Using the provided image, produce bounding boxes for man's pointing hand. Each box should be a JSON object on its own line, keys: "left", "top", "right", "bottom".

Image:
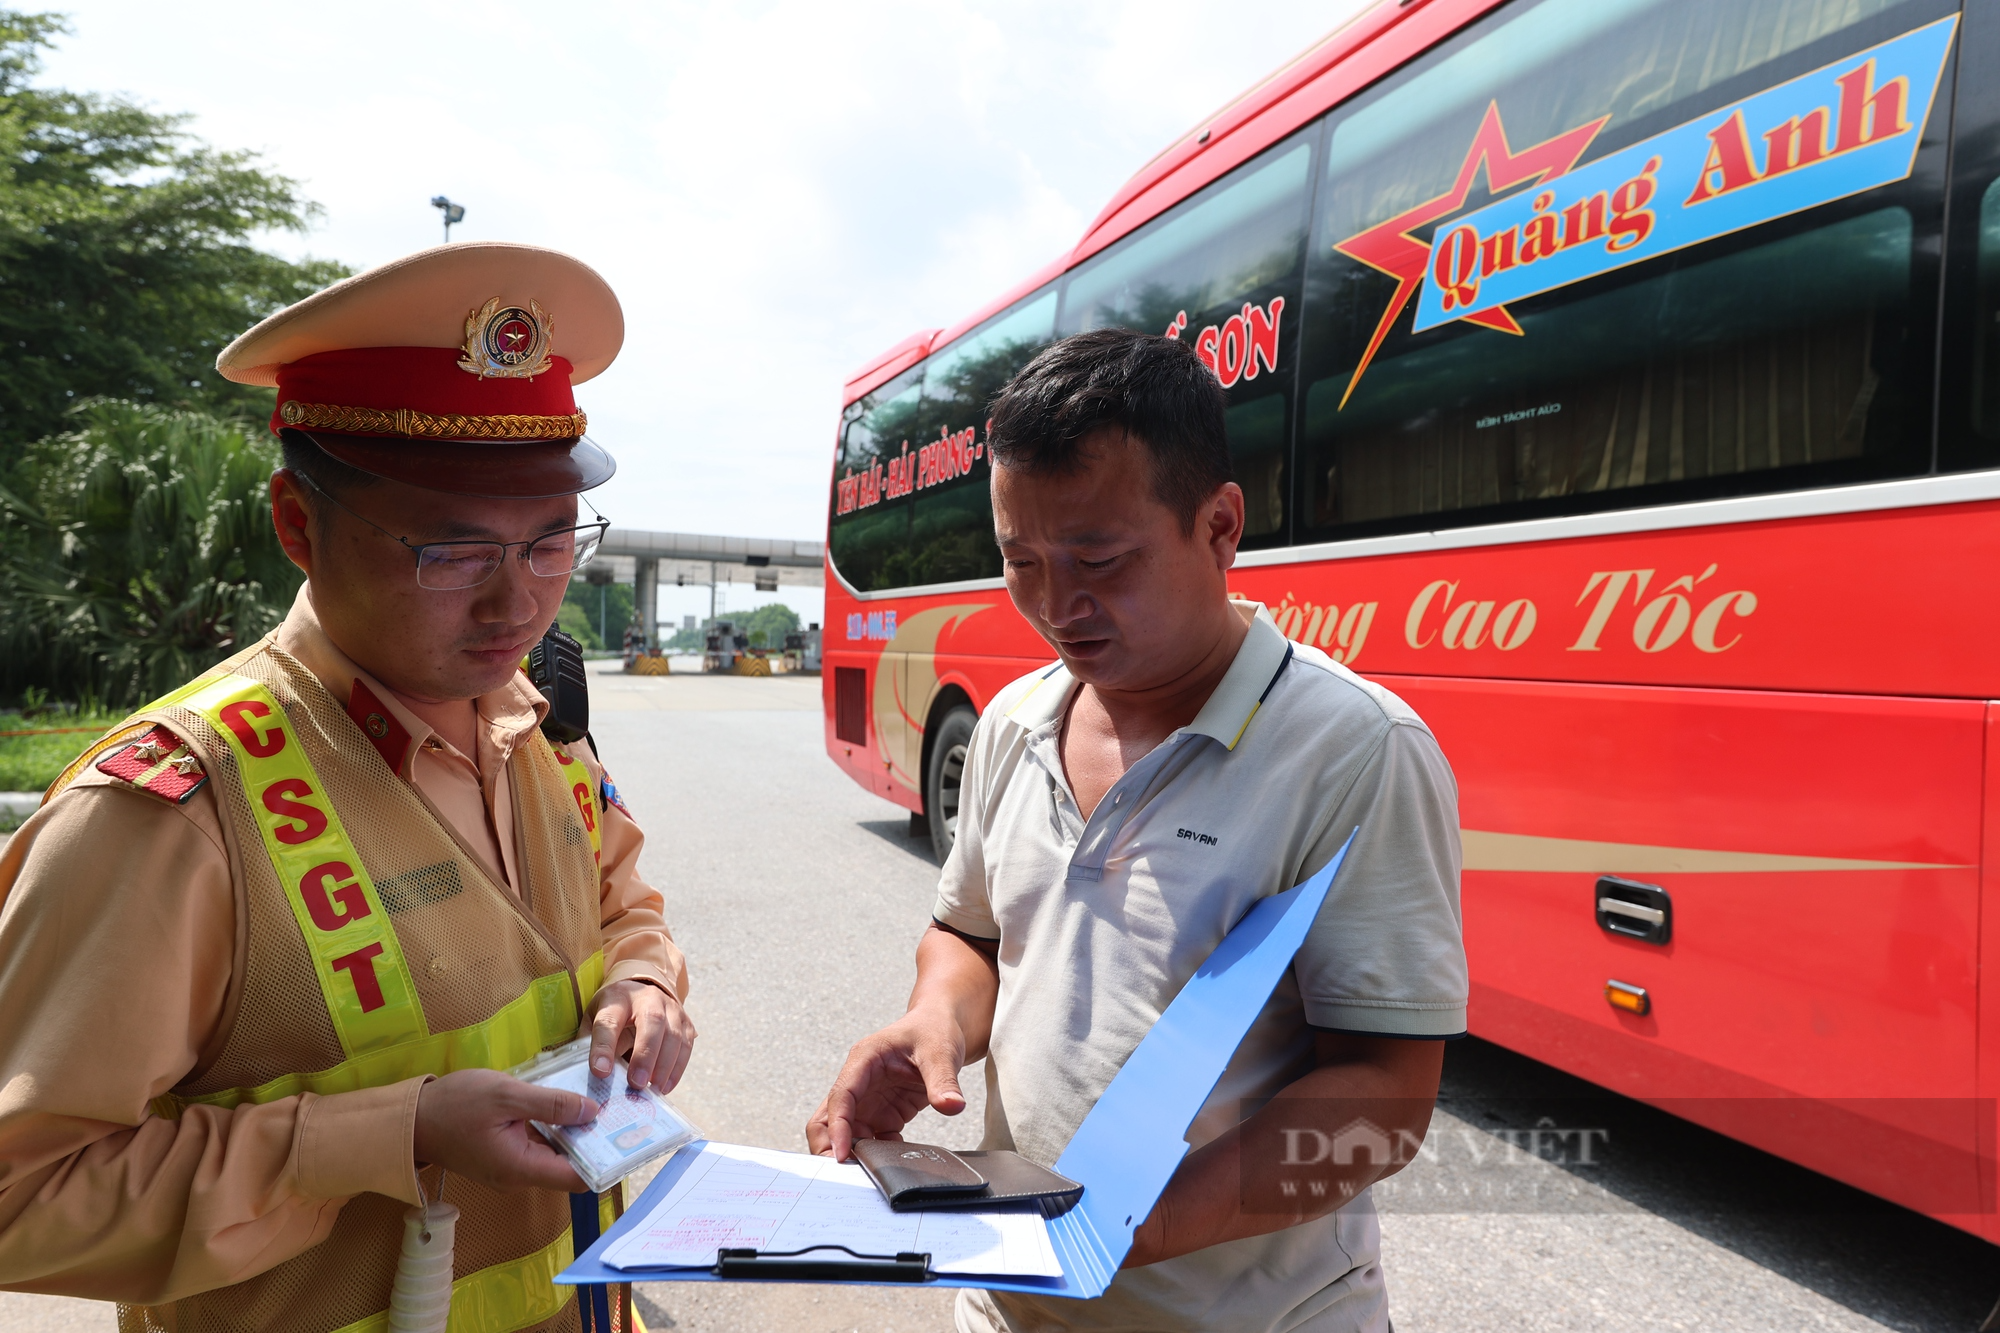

{"left": 805, "top": 1012, "right": 968, "bottom": 1161}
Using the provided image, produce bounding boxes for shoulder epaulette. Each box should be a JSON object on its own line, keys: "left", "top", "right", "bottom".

{"left": 95, "top": 724, "right": 209, "bottom": 805}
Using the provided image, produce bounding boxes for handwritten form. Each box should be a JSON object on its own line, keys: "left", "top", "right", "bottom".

{"left": 601, "top": 1142, "right": 1064, "bottom": 1277}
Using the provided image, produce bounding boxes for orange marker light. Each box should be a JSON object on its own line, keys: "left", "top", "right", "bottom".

{"left": 1605, "top": 980, "right": 1650, "bottom": 1016}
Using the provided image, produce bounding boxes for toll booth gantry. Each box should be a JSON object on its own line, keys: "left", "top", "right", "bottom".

{"left": 592, "top": 528, "right": 824, "bottom": 652}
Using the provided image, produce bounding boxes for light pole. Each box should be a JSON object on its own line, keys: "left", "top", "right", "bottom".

{"left": 430, "top": 195, "right": 465, "bottom": 243}
{"left": 584, "top": 564, "right": 614, "bottom": 650}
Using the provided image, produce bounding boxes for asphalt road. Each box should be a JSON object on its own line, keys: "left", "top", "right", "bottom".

{"left": 5, "top": 662, "right": 1999, "bottom": 1332}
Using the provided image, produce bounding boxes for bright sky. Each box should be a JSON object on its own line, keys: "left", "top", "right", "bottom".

{"left": 44, "top": 2, "right": 1368, "bottom": 541}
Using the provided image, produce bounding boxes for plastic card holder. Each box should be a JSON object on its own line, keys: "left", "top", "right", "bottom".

{"left": 511, "top": 1037, "right": 701, "bottom": 1194}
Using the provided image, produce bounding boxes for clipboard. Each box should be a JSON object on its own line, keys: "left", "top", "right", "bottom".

{"left": 559, "top": 830, "right": 1354, "bottom": 1299}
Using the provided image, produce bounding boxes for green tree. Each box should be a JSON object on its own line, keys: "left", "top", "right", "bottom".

{"left": 0, "top": 10, "right": 350, "bottom": 456}
{"left": 666, "top": 603, "right": 801, "bottom": 652}
{"left": 740, "top": 601, "right": 802, "bottom": 648}
{"left": 563, "top": 576, "right": 633, "bottom": 652}
{"left": 555, "top": 601, "right": 599, "bottom": 651}
{"left": 0, "top": 399, "right": 303, "bottom": 706}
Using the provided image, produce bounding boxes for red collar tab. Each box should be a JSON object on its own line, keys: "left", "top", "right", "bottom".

{"left": 347, "top": 678, "right": 416, "bottom": 773}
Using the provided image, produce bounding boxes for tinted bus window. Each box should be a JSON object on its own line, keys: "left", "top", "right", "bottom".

{"left": 1295, "top": 0, "right": 1946, "bottom": 541}
{"left": 906, "top": 291, "right": 1059, "bottom": 585}
{"left": 1059, "top": 138, "right": 1314, "bottom": 544}
{"left": 1938, "top": 0, "right": 2000, "bottom": 470}
{"left": 829, "top": 364, "right": 922, "bottom": 592}
{"left": 1974, "top": 180, "right": 2000, "bottom": 440}
{"left": 828, "top": 292, "right": 1060, "bottom": 593}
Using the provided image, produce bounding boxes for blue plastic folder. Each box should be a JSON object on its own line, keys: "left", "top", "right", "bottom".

{"left": 558, "top": 831, "right": 1353, "bottom": 1299}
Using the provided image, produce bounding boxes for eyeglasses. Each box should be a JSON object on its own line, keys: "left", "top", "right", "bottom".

{"left": 297, "top": 473, "right": 610, "bottom": 591}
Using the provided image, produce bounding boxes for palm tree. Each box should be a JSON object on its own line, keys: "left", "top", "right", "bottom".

{"left": 0, "top": 399, "right": 301, "bottom": 706}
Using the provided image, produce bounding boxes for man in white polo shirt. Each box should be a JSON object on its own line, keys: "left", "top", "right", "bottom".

{"left": 807, "top": 328, "right": 1466, "bottom": 1332}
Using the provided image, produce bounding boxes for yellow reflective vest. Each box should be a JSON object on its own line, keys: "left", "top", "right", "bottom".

{"left": 54, "top": 643, "right": 623, "bottom": 1333}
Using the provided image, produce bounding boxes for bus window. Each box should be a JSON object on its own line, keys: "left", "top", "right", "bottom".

{"left": 1938, "top": 0, "right": 2000, "bottom": 471}
{"left": 905, "top": 290, "right": 1060, "bottom": 586}
{"left": 1973, "top": 179, "right": 2000, "bottom": 440}
{"left": 1058, "top": 137, "right": 1315, "bottom": 546}
{"left": 1295, "top": 0, "right": 1945, "bottom": 542}
{"left": 829, "top": 364, "right": 922, "bottom": 592}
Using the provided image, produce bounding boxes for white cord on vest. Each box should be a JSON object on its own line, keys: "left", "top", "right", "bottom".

{"left": 388, "top": 1170, "right": 457, "bottom": 1333}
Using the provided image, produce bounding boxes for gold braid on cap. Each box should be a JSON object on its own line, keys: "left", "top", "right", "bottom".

{"left": 279, "top": 400, "right": 587, "bottom": 440}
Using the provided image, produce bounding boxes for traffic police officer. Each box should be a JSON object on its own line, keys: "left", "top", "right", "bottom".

{"left": 0, "top": 242, "right": 692, "bottom": 1333}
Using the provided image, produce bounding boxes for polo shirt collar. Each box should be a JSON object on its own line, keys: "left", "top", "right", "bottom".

{"left": 1005, "top": 601, "right": 1290, "bottom": 752}
{"left": 1005, "top": 659, "right": 1073, "bottom": 731}
{"left": 1186, "top": 607, "right": 1290, "bottom": 751}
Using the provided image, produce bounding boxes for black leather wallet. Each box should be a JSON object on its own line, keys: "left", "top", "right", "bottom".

{"left": 851, "top": 1140, "right": 1084, "bottom": 1214}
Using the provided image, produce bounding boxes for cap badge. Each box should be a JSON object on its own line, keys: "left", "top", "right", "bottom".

{"left": 459, "top": 297, "right": 556, "bottom": 379}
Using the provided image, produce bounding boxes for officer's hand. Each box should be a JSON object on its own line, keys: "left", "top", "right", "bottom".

{"left": 413, "top": 1068, "right": 596, "bottom": 1192}
{"left": 805, "top": 1012, "right": 966, "bottom": 1161}
{"left": 589, "top": 979, "right": 696, "bottom": 1093}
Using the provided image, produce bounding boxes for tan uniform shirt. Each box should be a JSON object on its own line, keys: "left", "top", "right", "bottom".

{"left": 0, "top": 588, "right": 686, "bottom": 1304}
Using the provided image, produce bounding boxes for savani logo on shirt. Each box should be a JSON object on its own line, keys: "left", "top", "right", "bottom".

{"left": 1178, "top": 828, "right": 1220, "bottom": 847}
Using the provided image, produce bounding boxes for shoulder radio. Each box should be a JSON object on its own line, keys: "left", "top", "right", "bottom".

{"left": 526, "top": 626, "right": 591, "bottom": 745}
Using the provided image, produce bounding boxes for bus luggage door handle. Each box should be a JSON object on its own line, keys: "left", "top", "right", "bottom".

{"left": 1595, "top": 876, "right": 1672, "bottom": 945}
{"left": 1599, "top": 899, "right": 1664, "bottom": 926}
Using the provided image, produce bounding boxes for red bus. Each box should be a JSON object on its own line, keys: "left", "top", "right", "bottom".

{"left": 821, "top": 0, "right": 2000, "bottom": 1238}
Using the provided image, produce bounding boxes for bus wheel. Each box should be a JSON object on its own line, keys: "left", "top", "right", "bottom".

{"left": 924, "top": 706, "right": 977, "bottom": 864}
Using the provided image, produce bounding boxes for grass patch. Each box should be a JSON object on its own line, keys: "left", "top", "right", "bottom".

{"left": 0, "top": 711, "right": 125, "bottom": 793}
